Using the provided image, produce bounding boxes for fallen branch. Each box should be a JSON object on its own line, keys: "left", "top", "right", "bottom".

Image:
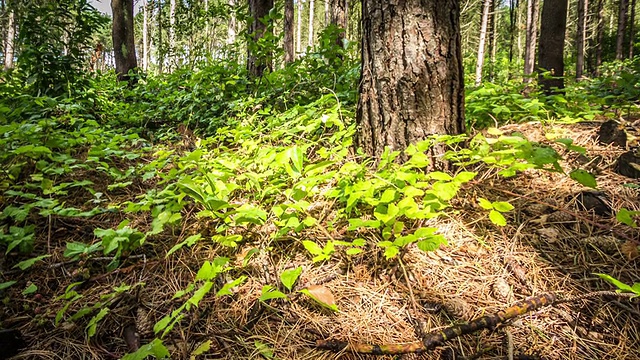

{"left": 316, "top": 291, "right": 635, "bottom": 355}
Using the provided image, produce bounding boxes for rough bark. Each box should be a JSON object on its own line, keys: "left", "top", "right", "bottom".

{"left": 158, "top": 0, "right": 163, "bottom": 73}
{"left": 538, "top": 0, "right": 568, "bottom": 93}
{"left": 509, "top": 0, "right": 517, "bottom": 63}
{"left": 594, "top": 0, "right": 605, "bottom": 76}
{"left": 228, "top": 0, "right": 236, "bottom": 45}
{"left": 330, "top": 0, "right": 347, "bottom": 47}
{"left": 169, "top": 0, "right": 176, "bottom": 65}
{"left": 356, "top": 0, "right": 465, "bottom": 164}
{"left": 143, "top": 0, "right": 149, "bottom": 70}
{"left": 576, "top": 0, "right": 587, "bottom": 79}
{"left": 630, "top": 0, "right": 636, "bottom": 58}
{"left": 325, "top": 0, "right": 329, "bottom": 26}
{"left": 475, "top": 0, "right": 491, "bottom": 86}
{"left": 111, "top": 0, "right": 138, "bottom": 83}
{"left": 248, "top": 0, "right": 274, "bottom": 77}
{"left": 524, "top": 0, "right": 539, "bottom": 83}
{"left": 489, "top": 0, "right": 497, "bottom": 81}
{"left": 296, "top": 0, "right": 303, "bottom": 54}
{"left": 3, "top": 7, "right": 15, "bottom": 70}
{"left": 308, "top": 0, "right": 315, "bottom": 48}
{"left": 617, "top": 0, "right": 629, "bottom": 59}
{"left": 284, "top": 0, "right": 294, "bottom": 63}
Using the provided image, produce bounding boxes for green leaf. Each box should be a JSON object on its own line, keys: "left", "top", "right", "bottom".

{"left": 280, "top": 267, "right": 302, "bottom": 291}
{"left": 254, "top": 341, "right": 275, "bottom": 359}
{"left": 22, "top": 283, "right": 38, "bottom": 295}
{"left": 427, "top": 172, "right": 453, "bottom": 181}
{"left": 384, "top": 245, "right": 400, "bottom": 259}
{"left": 86, "top": 308, "right": 109, "bottom": 337}
{"left": 489, "top": 210, "right": 507, "bottom": 226}
{"left": 302, "top": 240, "right": 323, "bottom": 256}
{"left": 492, "top": 201, "right": 514, "bottom": 212}
{"left": 216, "top": 276, "right": 247, "bottom": 296}
{"left": 187, "top": 281, "right": 213, "bottom": 307}
{"left": 259, "top": 285, "right": 288, "bottom": 302}
{"left": 432, "top": 181, "right": 459, "bottom": 201}
{"left": 595, "top": 273, "right": 637, "bottom": 294}
{"left": 569, "top": 169, "right": 597, "bottom": 188}
{"left": 166, "top": 234, "right": 203, "bottom": 257}
{"left": 0, "top": 281, "right": 17, "bottom": 290}
{"left": 121, "top": 338, "right": 170, "bottom": 360}
{"left": 379, "top": 188, "right": 397, "bottom": 203}
{"left": 477, "top": 198, "right": 493, "bottom": 210}
{"left": 191, "top": 340, "right": 212, "bottom": 358}
{"left": 616, "top": 208, "right": 639, "bottom": 228}
{"left": 12, "top": 254, "right": 51, "bottom": 270}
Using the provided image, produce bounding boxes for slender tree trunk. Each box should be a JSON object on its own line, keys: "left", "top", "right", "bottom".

{"left": 593, "top": 0, "right": 604, "bottom": 75}
{"left": 517, "top": 0, "right": 523, "bottom": 63}
{"left": 284, "top": 0, "right": 294, "bottom": 63}
{"left": 143, "top": 0, "right": 149, "bottom": 70}
{"left": 524, "top": 0, "right": 539, "bottom": 82}
{"left": 538, "top": 0, "right": 568, "bottom": 93}
{"left": 3, "top": 7, "right": 15, "bottom": 70}
{"left": 308, "top": 0, "right": 315, "bottom": 48}
{"left": 228, "top": 0, "right": 236, "bottom": 45}
{"left": 475, "top": 0, "right": 491, "bottom": 86}
{"left": 630, "top": 0, "right": 636, "bottom": 57}
{"left": 509, "top": 0, "right": 517, "bottom": 63}
{"left": 248, "top": 0, "right": 274, "bottom": 77}
{"left": 357, "top": 0, "right": 465, "bottom": 164}
{"left": 111, "top": 0, "right": 138, "bottom": 83}
{"left": 169, "top": 0, "right": 176, "bottom": 65}
{"left": 489, "top": 0, "right": 497, "bottom": 81}
{"left": 158, "top": 0, "right": 164, "bottom": 73}
{"left": 330, "top": 0, "right": 347, "bottom": 47}
{"left": 296, "top": 0, "right": 303, "bottom": 54}
{"left": 617, "top": 0, "right": 629, "bottom": 59}
{"left": 576, "top": 0, "right": 587, "bottom": 79}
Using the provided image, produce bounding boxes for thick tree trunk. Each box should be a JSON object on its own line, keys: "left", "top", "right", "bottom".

{"left": 284, "top": 0, "right": 294, "bottom": 63}
{"left": 524, "top": 0, "right": 539, "bottom": 82}
{"left": 248, "top": 0, "right": 274, "bottom": 77}
{"left": 111, "top": 0, "right": 138, "bottom": 83}
{"left": 143, "top": 0, "right": 149, "bottom": 71}
{"left": 538, "top": 0, "right": 568, "bottom": 93}
{"left": 308, "top": 0, "right": 315, "bottom": 48}
{"left": 475, "top": 0, "right": 491, "bottom": 86}
{"left": 617, "top": 0, "right": 629, "bottom": 59}
{"left": 330, "top": 0, "right": 347, "bottom": 47}
{"left": 325, "top": 0, "right": 329, "bottom": 26}
{"left": 357, "top": 0, "right": 465, "bottom": 163}
{"left": 296, "top": 0, "right": 303, "bottom": 54}
{"left": 630, "top": 0, "right": 636, "bottom": 58}
{"left": 228, "top": 0, "right": 236, "bottom": 45}
{"left": 3, "top": 7, "right": 15, "bottom": 70}
{"left": 576, "top": 0, "right": 587, "bottom": 79}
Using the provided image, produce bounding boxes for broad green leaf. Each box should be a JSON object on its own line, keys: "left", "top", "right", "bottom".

{"left": 569, "top": 169, "right": 597, "bottom": 189}
{"left": 427, "top": 172, "right": 453, "bottom": 181}
{"left": 489, "top": 210, "right": 507, "bottom": 226}
{"left": 595, "top": 273, "right": 637, "bottom": 294}
{"left": 432, "top": 181, "right": 459, "bottom": 201}
{"left": 616, "top": 208, "right": 639, "bottom": 228}
{"left": 191, "top": 340, "right": 212, "bottom": 358}
{"left": 477, "top": 198, "right": 494, "bottom": 210}
{"left": 492, "top": 201, "right": 514, "bottom": 212}
{"left": 13, "top": 254, "right": 51, "bottom": 270}
{"left": 280, "top": 267, "right": 302, "bottom": 291}
{"left": 384, "top": 245, "right": 399, "bottom": 259}
{"left": 299, "top": 285, "right": 338, "bottom": 311}
{"left": 379, "top": 188, "right": 397, "bottom": 204}
{"left": 22, "top": 283, "right": 38, "bottom": 295}
{"left": 187, "top": 281, "right": 213, "bottom": 307}
{"left": 166, "top": 234, "right": 202, "bottom": 257}
{"left": 122, "top": 338, "right": 170, "bottom": 360}
{"left": 0, "top": 281, "right": 17, "bottom": 290}
{"left": 259, "top": 285, "right": 288, "bottom": 302}
{"left": 216, "top": 276, "right": 247, "bottom": 296}
{"left": 86, "top": 308, "right": 109, "bottom": 337}
{"left": 302, "top": 240, "right": 323, "bottom": 255}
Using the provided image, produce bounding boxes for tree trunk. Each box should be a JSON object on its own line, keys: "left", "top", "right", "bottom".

{"left": 509, "top": 0, "right": 517, "bottom": 63}
{"left": 617, "top": 0, "right": 629, "bottom": 59}
{"left": 158, "top": 0, "right": 164, "bottom": 73}
{"left": 308, "top": 0, "right": 315, "bottom": 48}
{"left": 296, "top": 0, "right": 303, "bottom": 54}
{"left": 576, "top": 0, "right": 587, "bottom": 79}
{"left": 325, "top": 0, "right": 329, "bottom": 26}
{"left": 3, "top": 7, "right": 15, "bottom": 70}
{"left": 475, "top": 0, "right": 491, "bottom": 86}
{"left": 111, "top": 0, "right": 138, "bottom": 83}
{"left": 630, "top": 0, "right": 636, "bottom": 57}
{"left": 143, "top": 0, "right": 149, "bottom": 71}
{"left": 169, "top": 0, "right": 176, "bottom": 65}
{"left": 524, "top": 0, "right": 539, "bottom": 83}
{"left": 489, "top": 0, "right": 497, "bottom": 81}
{"left": 228, "top": 0, "right": 236, "bottom": 45}
{"left": 248, "top": 0, "right": 274, "bottom": 77}
{"left": 538, "top": 0, "right": 568, "bottom": 93}
{"left": 330, "top": 0, "right": 347, "bottom": 47}
{"left": 357, "top": 0, "right": 465, "bottom": 164}
{"left": 593, "top": 0, "right": 604, "bottom": 75}
{"left": 284, "top": 0, "right": 294, "bottom": 63}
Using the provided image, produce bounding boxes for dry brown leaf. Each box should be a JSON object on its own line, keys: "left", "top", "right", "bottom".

{"left": 621, "top": 241, "right": 640, "bottom": 260}
{"left": 306, "top": 285, "right": 336, "bottom": 307}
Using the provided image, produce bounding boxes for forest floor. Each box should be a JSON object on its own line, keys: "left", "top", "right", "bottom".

{"left": 2, "top": 117, "right": 640, "bottom": 360}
